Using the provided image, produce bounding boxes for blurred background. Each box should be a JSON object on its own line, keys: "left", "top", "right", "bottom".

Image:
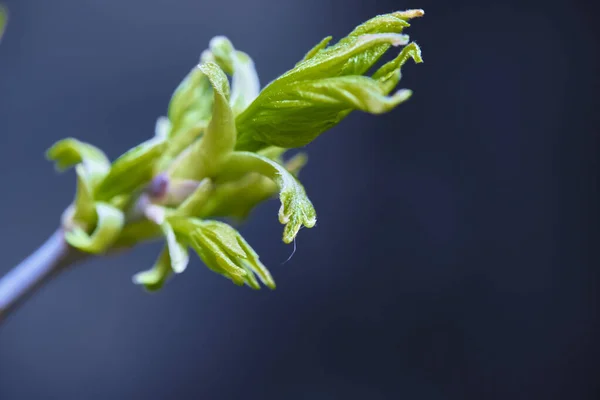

{"left": 0, "top": 0, "right": 598, "bottom": 399}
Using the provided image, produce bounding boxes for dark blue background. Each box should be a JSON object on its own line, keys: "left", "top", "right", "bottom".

{"left": 0, "top": 0, "right": 598, "bottom": 399}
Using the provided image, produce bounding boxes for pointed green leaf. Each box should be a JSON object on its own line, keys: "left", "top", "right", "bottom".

{"left": 161, "top": 65, "right": 214, "bottom": 171}
{"left": 46, "top": 138, "right": 110, "bottom": 189}
{"left": 208, "top": 36, "right": 236, "bottom": 75}
{"left": 238, "top": 261, "right": 261, "bottom": 290}
{"left": 372, "top": 41, "right": 423, "bottom": 91}
{"left": 168, "top": 67, "right": 214, "bottom": 128}
{"left": 235, "top": 234, "right": 275, "bottom": 289}
{"left": 235, "top": 11, "right": 424, "bottom": 151}
{"left": 132, "top": 248, "right": 173, "bottom": 292}
{"left": 344, "top": 12, "right": 411, "bottom": 39}
{"left": 197, "top": 150, "right": 306, "bottom": 220}
{"left": 230, "top": 51, "right": 260, "bottom": 116}
{"left": 194, "top": 243, "right": 245, "bottom": 286}
{"left": 194, "top": 234, "right": 247, "bottom": 285}
{"left": 72, "top": 165, "right": 97, "bottom": 225}
{"left": 95, "top": 136, "right": 167, "bottom": 201}
{"left": 199, "top": 220, "right": 247, "bottom": 258}
{"left": 298, "top": 36, "right": 332, "bottom": 64}
{"left": 169, "top": 217, "right": 274, "bottom": 288}
{"left": 263, "top": 32, "right": 408, "bottom": 87}
{"left": 326, "top": 10, "right": 422, "bottom": 76}
{"left": 297, "top": 74, "right": 412, "bottom": 112}
{"left": 208, "top": 36, "right": 260, "bottom": 116}
{"left": 197, "top": 62, "right": 234, "bottom": 154}
{"left": 208, "top": 36, "right": 260, "bottom": 115}
{"left": 224, "top": 151, "right": 316, "bottom": 243}
{"left": 64, "top": 202, "right": 125, "bottom": 254}
{"left": 161, "top": 221, "right": 189, "bottom": 274}
{"left": 169, "top": 62, "right": 236, "bottom": 180}
{"left": 163, "top": 65, "right": 214, "bottom": 171}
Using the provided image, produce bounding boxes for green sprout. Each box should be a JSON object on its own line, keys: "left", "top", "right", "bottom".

{"left": 0, "top": 10, "right": 424, "bottom": 319}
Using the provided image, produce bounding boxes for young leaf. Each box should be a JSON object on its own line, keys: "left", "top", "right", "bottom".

{"left": 197, "top": 173, "right": 276, "bottom": 220}
{"left": 264, "top": 33, "right": 408, "bottom": 87}
{"left": 224, "top": 151, "right": 316, "bottom": 243}
{"left": 161, "top": 221, "right": 189, "bottom": 274}
{"left": 64, "top": 202, "right": 125, "bottom": 254}
{"left": 169, "top": 62, "right": 236, "bottom": 180}
{"left": 198, "top": 152, "right": 305, "bottom": 221}
{"left": 208, "top": 36, "right": 260, "bottom": 115}
{"left": 95, "top": 136, "right": 167, "bottom": 201}
{"left": 235, "top": 234, "right": 275, "bottom": 289}
{"left": 132, "top": 248, "right": 173, "bottom": 292}
{"left": 372, "top": 41, "right": 423, "bottom": 91}
{"left": 46, "top": 138, "right": 111, "bottom": 189}
{"left": 168, "top": 67, "right": 214, "bottom": 128}
{"left": 169, "top": 217, "right": 274, "bottom": 288}
{"left": 208, "top": 36, "right": 236, "bottom": 75}
{"left": 72, "top": 165, "right": 97, "bottom": 225}
{"left": 297, "top": 36, "right": 332, "bottom": 64}
{"left": 235, "top": 10, "right": 424, "bottom": 151}
{"left": 230, "top": 51, "right": 260, "bottom": 116}
{"left": 161, "top": 64, "right": 216, "bottom": 170}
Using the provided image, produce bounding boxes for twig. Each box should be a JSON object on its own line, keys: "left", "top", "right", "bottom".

{"left": 0, "top": 229, "right": 87, "bottom": 325}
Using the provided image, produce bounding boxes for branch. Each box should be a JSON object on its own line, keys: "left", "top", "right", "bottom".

{"left": 0, "top": 229, "right": 88, "bottom": 324}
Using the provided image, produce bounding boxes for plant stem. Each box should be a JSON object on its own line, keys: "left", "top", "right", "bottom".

{"left": 0, "top": 229, "right": 87, "bottom": 325}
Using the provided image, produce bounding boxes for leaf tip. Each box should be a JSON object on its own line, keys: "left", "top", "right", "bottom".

{"left": 395, "top": 9, "right": 425, "bottom": 20}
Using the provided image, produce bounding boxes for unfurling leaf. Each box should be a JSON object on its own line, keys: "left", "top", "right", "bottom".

{"left": 72, "top": 165, "right": 97, "bottom": 224}
{"left": 95, "top": 136, "right": 167, "bottom": 200}
{"left": 64, "top": 202, "right": 125, "bottom": 254}
{"left": 169, "top": 217, "right": 275, "bottom": 289}
{"left": 168, "top": 67, "right": 214, "bottom": 129}
{"left": 298, "top": 36, "right": 333, "bottom": 64}
{"left": 208, "top": 36, "right": 261, "bottom": 116}
{"left": 224, "top": 151, "right": 316, "bottom": 243}
{"left": 161, "top": 221, "right": 189, "bottom": 273}
{"left": 46, "top": 138, "right": 110, "bottom": 189}
{"left": 169, "top": 62, "right": 236, "bottom": 179}
{"left": 235, "top": 10, "right": 424, "bottom": 151}
{"left": 132, "top": 249, "right": 173, "bottom": 292}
